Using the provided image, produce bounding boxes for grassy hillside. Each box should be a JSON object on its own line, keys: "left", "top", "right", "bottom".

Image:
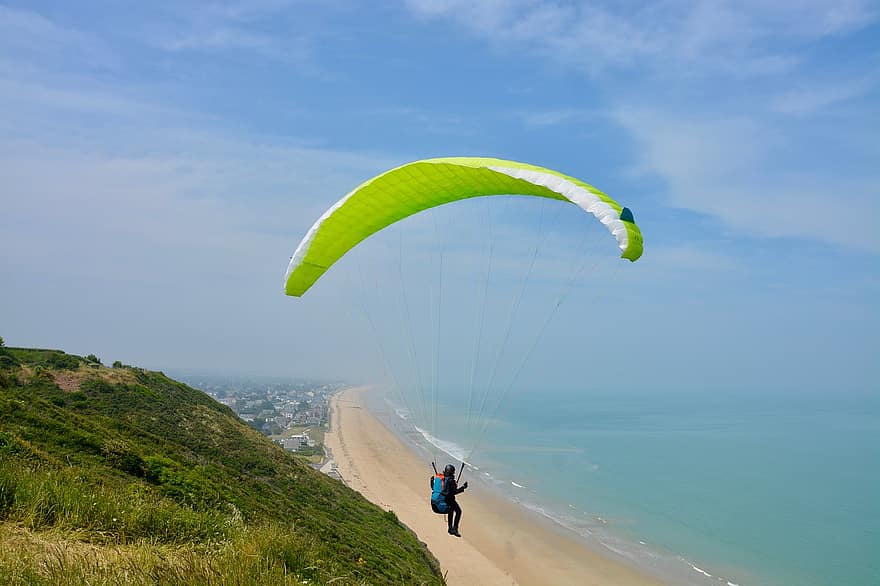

{"left": 0, "top": 345, "right": 443, "bottom": 585}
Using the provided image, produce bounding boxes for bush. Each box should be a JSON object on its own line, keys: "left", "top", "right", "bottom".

{"left": 102, "top": 439, "right": 146, "bottom": 478}
{"left": 112, "top": 360, "right": 123, "bottom": 368}
{"left": 80, "top": 379, "right": 114, "bottom": 394}
{"left": 46, "top": 352, "right": 79, "bottom": 370}
{"left": 31, "top": 366, "right": 55, "bottom": 383}
{"left": 0, "top": 433, "right": 25, "bottom": 456}
{"left": 85, "top": 354, "right": 101, "bottom": 365}
{"left": 0, "top": 462, "right": 17, "bottom": 518}
{"left": 141, "top": 456, "right": 225, "bottom": 509}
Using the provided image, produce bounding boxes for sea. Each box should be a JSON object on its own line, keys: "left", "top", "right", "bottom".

{"left": 370, "top": 387, "right": 879, "bottom": 586}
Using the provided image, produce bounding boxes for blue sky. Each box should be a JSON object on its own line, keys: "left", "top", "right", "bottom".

{"left": 1, "top": 1, "right": 877, "bottom": 394}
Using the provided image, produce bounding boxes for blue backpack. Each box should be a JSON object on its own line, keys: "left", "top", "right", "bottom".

{"left": 430, "top": 474, "right": 448, "bottom": 513}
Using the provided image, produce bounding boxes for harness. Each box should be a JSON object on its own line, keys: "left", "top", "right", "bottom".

{"left": 430, "top": 473, "right": 448, "bottom": 514}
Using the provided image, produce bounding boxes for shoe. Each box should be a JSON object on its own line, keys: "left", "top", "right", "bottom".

{"left": 448, "top": 528, "right": 461, "bottom": 537}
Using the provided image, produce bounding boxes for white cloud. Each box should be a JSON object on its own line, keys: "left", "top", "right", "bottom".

{"left": 613, "top": 108, "right": 880, "bottom": 252}
{"left": 144, "top": 0, "right": 318, "bottom": 66}
{"left": 365, "top": 106, "right": 474, "bottom": 136}
{"left": 0, "top": 5, "right": 88, "bottom": 52}
{"left": 161, "top": 26, "right": 280, "bottom": 52}
{"left": 0, "top": 75, "right": 161, "bottom": 119}
{"left": 770, "top": 78, "right": 874, "bottom": 115}
{"left": 641, "top": 244, "right": 740, "bottom": 272}
{"left": 404, "top": 0, "right": 879, "bottom": 74}
{"left": 517, "top": 108, "right": 605, "bottom": 128}
{"left": 0, "top": 56, "right": 399, "bottom": 283}
{"left": 0, "top": 139, "right": 393, "bottom": 278}
{"left": 0, "top": 5, "right": 122, "bottom": 74}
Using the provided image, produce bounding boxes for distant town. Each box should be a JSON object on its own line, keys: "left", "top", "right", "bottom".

{"left": 174, "top": 373, "right": 345, "bottom": 464}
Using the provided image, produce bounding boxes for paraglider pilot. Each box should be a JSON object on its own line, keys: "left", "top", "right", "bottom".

{"left": 430, "top": 463, "right": 468, "bottom": 537}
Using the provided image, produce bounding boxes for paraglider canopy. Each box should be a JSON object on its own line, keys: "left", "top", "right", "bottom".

{"left": 284, "top": 157, "right": 643, "bottom": 297}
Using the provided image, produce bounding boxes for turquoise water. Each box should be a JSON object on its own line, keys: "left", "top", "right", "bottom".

{"left": 386, "top": 388, "right": 880, "bottom": 585}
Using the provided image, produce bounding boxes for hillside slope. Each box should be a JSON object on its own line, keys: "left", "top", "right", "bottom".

{"left": 0, "top": 346, "right": 443, "bottom": 585}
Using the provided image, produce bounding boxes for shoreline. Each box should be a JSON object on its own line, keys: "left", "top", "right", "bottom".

{"left": 323, "top": 386, "right": 665, "bottom": 585}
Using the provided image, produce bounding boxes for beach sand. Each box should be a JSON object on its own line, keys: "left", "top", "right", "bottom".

{"left": 323, "top": 387, "right": 664, "bottom": 585}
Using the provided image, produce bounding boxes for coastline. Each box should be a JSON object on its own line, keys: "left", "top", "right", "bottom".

{"left": 323, "top": 386, "right": 664, "bottom": 586}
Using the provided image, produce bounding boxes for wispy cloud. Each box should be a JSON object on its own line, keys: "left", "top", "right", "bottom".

{"left": 161, "top": 26, "right": 281, "bottom": 52}
{"left": 641, "top": 244, "right": 741, "bottom": 272}
{"left": 0, "top": 74, "right": 164, "bottom": 120}
{"left": 0, "top": 5, "right": 87, "bottom": 51}
{"left": 404, "top": 0, "right": 878, "bottom": 75}
{"left": 0, "top": 4, "right": 120, "bottom": 70}
{"left": 0, "top": 136, "right": 395, "bottom": 276}
{"left": 770, "top": 78, "right": 875, "bottom": 115}
{"left": 0, "top": 51, "right": 397, "bottom": 280}
{"left": 365, "top": 106, "right": 475, "bottom": 136}
{"left": 154, "top": 23, "right": 314, "bottom": 68}
{"left": 516, "top": 108, "right": 605, "bottom": 128}
{"left": 613, "top": 108, "right": 880, "bottom": 252}
{"left": 145, "top": 0, "right": 317, "bottom": 66}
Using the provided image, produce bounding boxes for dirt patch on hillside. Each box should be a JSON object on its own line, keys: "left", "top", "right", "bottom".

{"left": 52, "top": 371, "right": 81, "bottom": 391}
{"left": 51, "top": 366, "right": 140, "bottom": 392}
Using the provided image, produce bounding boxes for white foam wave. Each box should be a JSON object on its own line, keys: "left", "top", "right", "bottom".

{"left": 599, "top": 540, "right": 634, "bottom": 559}
{"left": 688, "top": 563, "right": 712, "bottom": 578}
{"left": 511, "top": 481, "right": 525, "bottom": 488}
{"left": 413, "top": 426, "right": 470, "bottom": 465}
{"left": 521, "top": 502, "right": 593, "bottom": 537}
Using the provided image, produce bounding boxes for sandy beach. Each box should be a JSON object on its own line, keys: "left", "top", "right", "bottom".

{"left": 323, "top": 387, "right": 664, "bottom": 585}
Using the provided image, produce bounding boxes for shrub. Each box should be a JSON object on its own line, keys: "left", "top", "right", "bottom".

{"left": 85, "top": 354, "right": 101, "bottom": 365}
{"left": 46, "top": 352, "right": 79, "bottom": 370}
{"left": 102, "top": 439, "right": 146, "bottom": 478}
{"left": 0, "top": 461, "right": 17, "bottom": 517}
{"left": 0, "top": 433, "right": 25, "bottom": 456}
{"left": 80, "top": 379, "right": 114, "bottom": 394}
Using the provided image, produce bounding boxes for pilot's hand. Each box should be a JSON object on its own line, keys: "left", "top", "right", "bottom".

{"left": 462, "top": 481, "right": 468, "bottom": 489}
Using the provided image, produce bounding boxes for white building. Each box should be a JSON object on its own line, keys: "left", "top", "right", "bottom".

{"left": 280, "top": 434, "right": 309, "bottom": 451}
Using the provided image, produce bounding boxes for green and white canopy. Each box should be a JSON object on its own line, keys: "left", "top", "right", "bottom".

{"left": 285, "top": 157, "right": 643, "bottom": 297}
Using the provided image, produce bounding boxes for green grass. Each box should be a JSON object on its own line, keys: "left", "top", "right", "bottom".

{"left": 0, "top": 522, "right": 353, "bottom": 585}
{"left": 0, "top": 347, "right": 442, "bottom": 585}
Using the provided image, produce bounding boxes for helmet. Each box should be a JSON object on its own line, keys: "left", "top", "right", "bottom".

{"left": 443, "top": 464, "right": 455, "bottom": 476}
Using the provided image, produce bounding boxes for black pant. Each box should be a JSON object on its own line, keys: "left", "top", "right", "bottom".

{"left": 446, "top": 501, "right": 462, "bottom": 530}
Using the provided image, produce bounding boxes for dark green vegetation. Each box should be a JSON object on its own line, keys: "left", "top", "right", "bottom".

{"left": 0, "top": 346, "right": 442, "bottom": 585}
